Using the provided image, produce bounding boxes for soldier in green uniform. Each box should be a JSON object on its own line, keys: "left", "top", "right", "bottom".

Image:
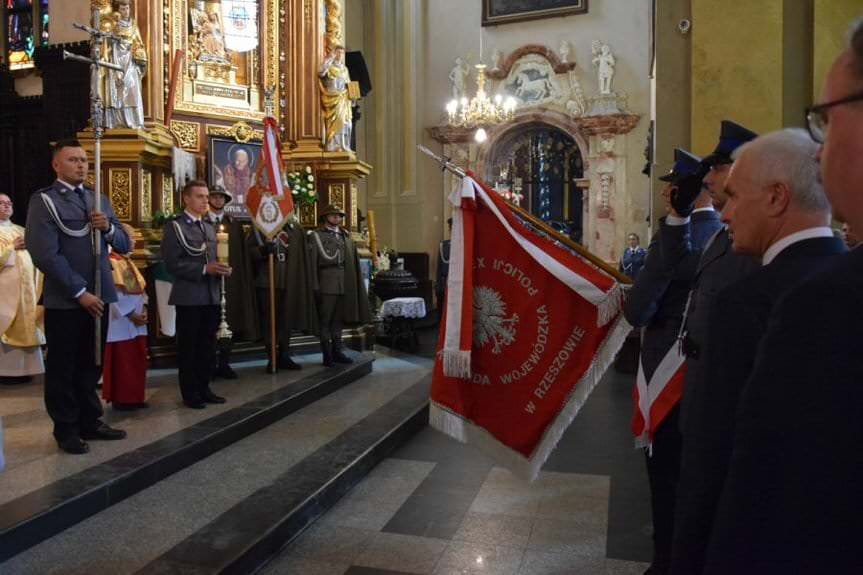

{"left": 307, "top": 204, "right": 371, "bottom": 366}
{"left": 247, "top": 218, "right": 317, "bottom": 372}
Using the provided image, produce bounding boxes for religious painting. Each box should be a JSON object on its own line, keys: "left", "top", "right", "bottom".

{"left": 207, "top": 135, "right": 262, "bottom": 219}
{"left": 482, "top": 0, "right": 588, "bottom": 26}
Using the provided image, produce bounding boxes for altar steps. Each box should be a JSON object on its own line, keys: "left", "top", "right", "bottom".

{"left": 0, "top": 353, "right": 377, "bottom": 565}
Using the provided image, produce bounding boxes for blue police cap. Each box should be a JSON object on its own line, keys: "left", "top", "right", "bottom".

{"left": 702, "top": 120, "right": 758, "bottom": 166}
{"left": 659, "top": 148, "right": 702, "bottom": 182}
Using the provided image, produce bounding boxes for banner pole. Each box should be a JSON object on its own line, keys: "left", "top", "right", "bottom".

{"left": 268, "top": 252, "right": 277, "bottom": 372}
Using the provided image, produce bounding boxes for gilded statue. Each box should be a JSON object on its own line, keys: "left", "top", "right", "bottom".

{"left": 319, "top": 45, "right": 353, "bottom": 152}
{"left": 191, "top": 6, "right": 229, "bottom": 63}
{"left": 102, "top": 0, "right": 147, "bottom": 129}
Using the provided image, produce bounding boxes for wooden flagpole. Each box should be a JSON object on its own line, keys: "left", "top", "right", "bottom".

{"left": 268, "top": 253, "right": 277, "bottom": 372}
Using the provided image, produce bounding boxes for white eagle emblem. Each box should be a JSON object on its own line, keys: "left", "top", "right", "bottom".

{"left": 473, "top": 286, "right": 519, "bottom": 354}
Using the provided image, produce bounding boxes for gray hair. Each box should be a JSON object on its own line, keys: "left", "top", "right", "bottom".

{"left": 736, "top": 128, "right": 830, "bottom": 214}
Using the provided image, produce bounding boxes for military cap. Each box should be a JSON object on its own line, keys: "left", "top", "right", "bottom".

{"left": 702, "top": 120, "right": 758, "bottom": 166}
{"left": 319, "top": 204, "right": 347, "bottom": 219}
{"left": 209, "top": 185, "right": 233, "bottom": 204}
{"left": 659, "top": 148, "right": 703, "bottom": 182}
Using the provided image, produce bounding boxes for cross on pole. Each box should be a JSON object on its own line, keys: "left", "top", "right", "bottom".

{"left": 62, "top": 7, "right": 123, "bottom": 366}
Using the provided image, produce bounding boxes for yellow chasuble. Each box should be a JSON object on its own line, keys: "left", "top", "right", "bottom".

{"left": 0, "top": 223, "right": 44, "bottom": 347}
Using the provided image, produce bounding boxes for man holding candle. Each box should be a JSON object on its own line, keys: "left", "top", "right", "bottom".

{"left": 162, "top": 180, "right": 231, "bottom": 409}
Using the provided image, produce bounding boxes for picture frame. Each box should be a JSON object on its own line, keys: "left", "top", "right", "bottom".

{"left": 207, "top": 135, "right": 263, "bottom": 220}
{"left": 482, "top": 0, "right": 588, "bottom": 27}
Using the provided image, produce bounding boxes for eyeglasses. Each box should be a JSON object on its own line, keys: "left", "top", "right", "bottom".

{"left": 805, "top": 90, "right": 863, "bottom": 144}
{"left": 0, "top": 201, "right": 12, "bottom": 207}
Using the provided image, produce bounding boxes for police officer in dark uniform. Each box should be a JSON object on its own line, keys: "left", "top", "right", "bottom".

{"left": 26, "top": 139, "right": 131, "bottom": 454}
{"left": 435, "top": 217, "right": 452, "bottom": 309}
{"left": 624, "top": 148, "right": 723, "bottom": 575}
{"left": 206, "top": 185, "right": 238, "bottom": 380}
{"left": 161, "top": 180, "right": 230, "bottom": 409}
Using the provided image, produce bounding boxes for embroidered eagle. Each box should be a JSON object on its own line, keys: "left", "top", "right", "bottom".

{"left": 472, "top": 286, "right": 519, "bottom": 355}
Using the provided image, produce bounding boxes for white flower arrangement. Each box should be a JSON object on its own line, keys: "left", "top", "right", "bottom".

{"left": 287, "top": 165, "right": 318, "bottom": 207}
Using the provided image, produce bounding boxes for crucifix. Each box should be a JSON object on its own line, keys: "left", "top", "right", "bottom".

{"left": 62, "top": 8, "right": 124, "bottom": 366}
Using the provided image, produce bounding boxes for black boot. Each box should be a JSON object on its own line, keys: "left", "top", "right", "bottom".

{"left": 331, "top": 338, "right": 354, "bottom": 364}
{"left": 321, "top": 339, "right": 334, "bottom": 367}
{"left": 277, "top": 347, "right": 302, "bottom": 370}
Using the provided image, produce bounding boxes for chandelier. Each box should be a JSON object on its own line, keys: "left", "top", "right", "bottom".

{"left": 446, "top": 32, "right": 516, "bottom": 143}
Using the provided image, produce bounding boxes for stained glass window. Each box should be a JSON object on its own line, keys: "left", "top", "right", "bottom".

{"left": 4, "top": 0, "right": 48, "bottom": 71}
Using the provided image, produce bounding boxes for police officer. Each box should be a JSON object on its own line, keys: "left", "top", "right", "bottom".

{"left": 624, "top": 148, "right": 723, "bottom": 575}
{"left": 26, "top": 139, "right": 131, "bottom": 454}
{"left": 206, "top": 185, "right": 238, "bottom": 380}
{"left": 308, "top": 204, "right": 367, "bottom": 366}
{"left": 162, "top": 180, "right": 230, "bottom": 409}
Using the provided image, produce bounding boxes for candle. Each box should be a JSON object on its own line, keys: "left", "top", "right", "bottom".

{"left": 216, "top": 225, "right": 229, "bottom": 263}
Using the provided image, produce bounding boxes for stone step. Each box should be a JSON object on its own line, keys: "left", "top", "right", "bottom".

{"left": 0, "top": 353, "right": 432, "bottom": 575}
{"left": 0, "top": 353, "right": 374, "bottom": 563}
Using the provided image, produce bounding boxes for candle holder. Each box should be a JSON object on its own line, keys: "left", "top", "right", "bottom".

{"left": 216, "top": 225, "right": 233, "bottom": 341}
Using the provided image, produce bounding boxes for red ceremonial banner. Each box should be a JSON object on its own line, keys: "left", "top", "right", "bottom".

{"left": 431, "top": 174, "right": 630, "bottom": 480}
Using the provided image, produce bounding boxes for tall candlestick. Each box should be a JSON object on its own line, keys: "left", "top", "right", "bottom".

{"left": 216, "top": 224, "right": 232, "bottom": 340}
{"left": 216, "top": 224, "right": 229, "bottom": 263}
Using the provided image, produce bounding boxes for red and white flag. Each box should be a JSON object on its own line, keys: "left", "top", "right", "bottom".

{"left": 246, "top": 116, "right": 294, "bottom": 240}
{"left": 432, "top": 173, "right": 631, "bottom": 480}
{"left": 632, "top": 345, "right": 686, "bottom": 449}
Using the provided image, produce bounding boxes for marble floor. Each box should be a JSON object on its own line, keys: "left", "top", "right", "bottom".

{"left": 0, "top": 327, "right": 653, "bottom": 575}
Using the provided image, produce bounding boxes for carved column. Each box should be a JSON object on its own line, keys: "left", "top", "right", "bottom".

{"left": 282, "top": 0, "right": 325, "bottom": 156}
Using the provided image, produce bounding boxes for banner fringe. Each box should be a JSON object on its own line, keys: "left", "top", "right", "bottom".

{"left": 597, "top": 283, "right": 623, "bottom": 327}
{"left": 442, "top": 349, "right": 472, "bottom": 379}
{"left": 430, "top": 314, "right": 633, "bottom": 481}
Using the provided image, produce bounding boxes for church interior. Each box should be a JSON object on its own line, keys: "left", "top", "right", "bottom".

{"left": 0, "top": 1, "right": 861, "bottom": 574}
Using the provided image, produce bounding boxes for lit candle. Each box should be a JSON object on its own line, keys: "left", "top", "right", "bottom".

{"left": 216, "top": 224, "right": 229, "bottom": 263}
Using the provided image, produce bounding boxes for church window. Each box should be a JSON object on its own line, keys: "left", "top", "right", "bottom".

{"left": 3, "top": 0, "right": 49, "bottom": 71}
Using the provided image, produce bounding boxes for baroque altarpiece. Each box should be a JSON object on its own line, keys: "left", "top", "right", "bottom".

{"left": 34, "top": 0, "right": 371, "bottom": 360}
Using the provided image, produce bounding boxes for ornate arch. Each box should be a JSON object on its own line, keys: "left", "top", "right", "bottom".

{"left": 476, "top": 109, "right": 590, "bottom": 181}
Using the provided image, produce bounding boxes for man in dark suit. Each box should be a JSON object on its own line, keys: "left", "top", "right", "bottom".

{"left": 624, "top": 148, "right": 722, "bottom": 575}
{"left": 704, "top": 21, "right": 863, "bottom": 574}
{"left": 162, "top": 180, "right": 231, "bottom": 409}
{"left": 659, "top": 121, "right": 759, "bottom": 436}
{"left": 619, "top": 233, "right": 647, "bottom": 279}
{"left": 26, "top": 139, "right": 131, "bottom": 454}
{"left": 670, "top": 129, "right": 845, "bottom": 575}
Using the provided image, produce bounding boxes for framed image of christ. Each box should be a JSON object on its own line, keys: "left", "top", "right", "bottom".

{"left": 482, "top": 0, "right": 588, "bottom": 26}
{"left": 207, "top": 135, "right": 262, "bottom": 220}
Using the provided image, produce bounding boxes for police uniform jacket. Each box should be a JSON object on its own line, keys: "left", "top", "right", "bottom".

{"left": 660, "top": 223, "right": 759, "bottom": 430}
{"left": 619, "top": 246, "right": 647, "bottom": 279}
{"left": 624, "top": 210, "right": 722, "bottom": 381}
{"left": 25, "top": 180, "right": 131, "bottom": 309}
{"left": 161, "top": 213, "right": 220, "bottom": 306}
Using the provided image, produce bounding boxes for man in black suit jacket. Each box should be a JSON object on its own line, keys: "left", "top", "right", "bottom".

{"left": 704, "top": 22, "right": 863, "bottom": 574}
{"left": 670, "top": 129, "right": 844, "bottom": 575}
{"left": 623, "top": 148, "right": 722, "bottom": 575}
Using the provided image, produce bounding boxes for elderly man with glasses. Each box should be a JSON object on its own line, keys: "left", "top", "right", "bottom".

{"left": 703, "top": 18, "right": 863, "bottom": 575}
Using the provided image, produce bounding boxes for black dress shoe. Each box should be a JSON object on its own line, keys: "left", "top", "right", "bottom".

{"left": 215, "top": 365, "right": 238, "bottom": 380}
{"left": 277, "top": 356, "right": 303, "bottom": 370}
{"left": 57, "top": 436, "right": 90, "bottom": 454}
{"left": 332, "top": 350, "right": 354, "bottom": 364}
{"left": 81, "top": 424, "right": 127, "bottom": 441}
{"left": 203, "top": 391, "right": 227, "bottom": 404}
{"left": 183, "top": 400, "right": 207, "bottom": 409}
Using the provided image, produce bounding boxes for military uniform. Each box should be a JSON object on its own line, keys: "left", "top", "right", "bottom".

{"left": 248, "top": 222, "right": 316, "bottom": 371}
{"left": 308, "top": 204, "right": 370, "bottom": 366}
{"left": 161, "top": 212, "right": 224, "bottom": 408}
{"left": 206, "top": 188, "right": 239, "bottom": 380}
{"left": 26, "top": 179, "right": 131, "bottom": 448}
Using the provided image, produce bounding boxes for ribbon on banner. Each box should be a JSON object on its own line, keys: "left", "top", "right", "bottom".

{"left": 431, "top": 173, "right": 630, "bottom": 480}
